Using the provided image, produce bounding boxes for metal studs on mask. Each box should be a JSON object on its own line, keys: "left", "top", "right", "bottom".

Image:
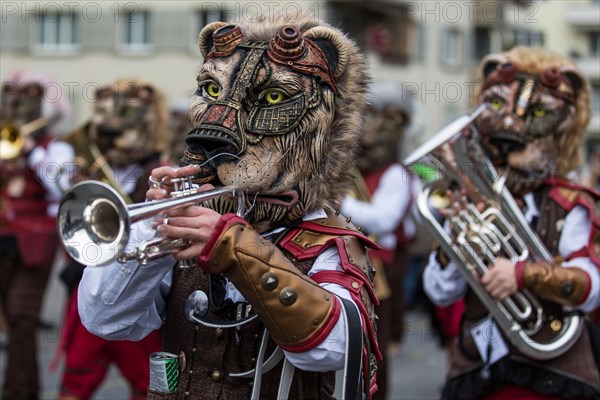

{"left": 279, "top": 287, "right": 297, "bottom": 306}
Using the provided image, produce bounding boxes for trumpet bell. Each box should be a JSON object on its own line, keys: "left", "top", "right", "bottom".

{"left": 59, "top": 181, "right": 130, "bottom": 266}
{"left": 0, "top": 121, "right": 23, "bottom": 161}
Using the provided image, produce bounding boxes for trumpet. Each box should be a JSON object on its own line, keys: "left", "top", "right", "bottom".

{"left": 58, "top": 177, "right": 245, "bottom": 267}
{"left": 405, "top": 104, "right": 584, "bottom": 360}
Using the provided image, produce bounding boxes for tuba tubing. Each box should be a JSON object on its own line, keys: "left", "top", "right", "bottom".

{"left": 58, "top": 180, "right": 245, "bottom": 267}
{"left": 405, "top": 105, "right": 584, "bottom": 360}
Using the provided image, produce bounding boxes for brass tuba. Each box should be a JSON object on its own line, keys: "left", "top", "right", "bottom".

{"left": 405, "top": 105, "right": 584, "bottom": 360}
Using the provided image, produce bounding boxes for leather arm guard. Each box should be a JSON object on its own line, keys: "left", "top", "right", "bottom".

{"left": 197, "top": 214, "right": 340, "bottom": 351}
{"left": 516, "top": 258, "right": 591, "bottom": 306}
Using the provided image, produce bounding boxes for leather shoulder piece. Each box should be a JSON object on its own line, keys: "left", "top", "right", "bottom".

{"left": 548, "top": 179, "right": 600, "bottom": 229}
{"left": 279, "top": 211, "right": 380, "bottom": 261}
{"left": 548, "top": 180, "right": 600, "bottom": 267}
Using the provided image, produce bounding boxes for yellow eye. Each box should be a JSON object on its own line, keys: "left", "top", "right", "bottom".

{"left": 533, "top": 107, "right": 546, "bottom": 117}
{"left": 204, "top": 82, "right": 221, "bottom": 98}
{"left": 489, "top": 99, "right": 503, "bottom": 110}
{"left": 264, "top": 89, "right": 284, "bottom": 105}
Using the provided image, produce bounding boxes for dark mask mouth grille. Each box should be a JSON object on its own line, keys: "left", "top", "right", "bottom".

{"left": 489, "top": 130, "right": 526, "bottom": 158}
{"left": 185, "top": 127, "right": 240, "bottom": 164}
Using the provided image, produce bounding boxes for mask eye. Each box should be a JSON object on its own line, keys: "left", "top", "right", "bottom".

{"left": 263, "top": 89, "right": 286, "bottom": 105}
{"left": 533, "top": 106, "right": 546, "bottom": 117}
{"left": 489, "top": 98, "right": 503, "bottom": 110}
{"left": 203, "top": 81, "right": 221, "bottom": 99}
{"left": 121, "top": 107, "right": 136, "bottom": 117}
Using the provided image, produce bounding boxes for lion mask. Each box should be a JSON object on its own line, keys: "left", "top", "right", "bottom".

{"left": 87, "top": 79, "right": 166, "bottom": 168}
{"left": 474, "top": 47, "right": 590, "bottom": 196}
{"left": 185, "top": 16, "right": 368, "bottom": 231}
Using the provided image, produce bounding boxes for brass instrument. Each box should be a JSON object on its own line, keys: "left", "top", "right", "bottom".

{"left": 58, "top": 177, "right": 245, "bottom": 267}
{"left": 64, "top": 123, "right": 133, "bottom": 203}
{"left": 0, "top": 117, "right": 49, "bottom": 161}
{"left": 405, "top": 104, "right": 584, "bottom": 360}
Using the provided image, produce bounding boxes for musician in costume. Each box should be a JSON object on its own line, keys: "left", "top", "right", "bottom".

{"left": 341, "top": 81, "right": 417, "bottom": 399}
{"left": 57, "top": 79, "right": 164, "bottom": 400}
{"left": 0, "top": 71, "right": 73, "bottom": 400}
{"left": 77, "top": 15, "right": 380, "bottom": 399}
{"left": 423, "top": 47, "right": 600, "bottom": 399}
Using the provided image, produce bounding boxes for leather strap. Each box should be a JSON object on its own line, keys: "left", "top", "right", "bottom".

{"left": 340, "top": 297, "right": 364, "bottom": 400}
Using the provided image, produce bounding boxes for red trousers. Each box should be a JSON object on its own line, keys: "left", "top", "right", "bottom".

{"left": 59, "top": 289, "right": 161, "bottom": 400}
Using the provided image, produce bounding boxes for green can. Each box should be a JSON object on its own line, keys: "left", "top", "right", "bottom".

{"left": 149, "top": 352, "right": 179, "bottom": 393}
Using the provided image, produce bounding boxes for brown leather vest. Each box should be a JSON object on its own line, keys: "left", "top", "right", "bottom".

{"left": 147, "top": 249, "right": 335, "bottom": 400}
{"left": 446, "top": 185, "right": 600, "bottom": 395}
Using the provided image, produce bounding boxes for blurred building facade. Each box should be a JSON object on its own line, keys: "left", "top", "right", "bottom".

{"left": 1, "top": 0, "right": 598, "bottom": 166}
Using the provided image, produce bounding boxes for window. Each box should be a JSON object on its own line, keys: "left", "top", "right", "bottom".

{"left": 514, "top": 30, "right": 544, "bottom": 47}
{"left": 593, "top": 84, "right": 600, "bottom": 115}
{"left": 191, "top": 7, "right": 225, "bottom": 53}
{"left": 474, "top": 26, "right": 492, "bottom": 62}
{"left": 440, "top": 28, "right": 463, "bottom": 69}
{"left": 590, "top": 32, "right": 600, "bottom": 56}
{"left": 198, "top": 7, "right": 224, "bottom": 29}
{"left": 121, "top": 10, "right": 151, "bottom": 53}
{"left": 33, "top": 12, "right": 78, "bottom": 54}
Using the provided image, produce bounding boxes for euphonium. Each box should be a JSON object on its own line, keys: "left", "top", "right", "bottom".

{"left": 58, "top": 176, "right": 245, "bottom": 267}
{"left": 405, "top": 105, "right": 584, "bottom": 360}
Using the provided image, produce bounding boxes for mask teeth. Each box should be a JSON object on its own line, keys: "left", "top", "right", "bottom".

{"left": 269, "top": 26, "right": 305, "bottom": 61}
{"left": 212, "top": 24, "right": 244, "bottom": 57}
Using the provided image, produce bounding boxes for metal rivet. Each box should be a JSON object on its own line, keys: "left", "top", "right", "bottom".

{"left": 313, "top": 319, "right": 319, "bottom": 326}
{"left": 304, "top": 243, "right": 310, "bottom": 248}
{"left": 352, "top": 282, "right": 359, "bottom": 289}
{"left": 184, "top": 391, "right": 190, "bottom": 396}
{"left": 279, "top": 287, "right": 297, "bottom": 306}
{"left": 561, "top": 282, "right": 574, "bottom": 296}
{"left": 192, "top": 348, "right": 197, "bottom": 352}
{"left": 261, "top": 272, "right": 279, "bottom": 291}
{"left": 294, "top": 237, "right": 301, "bottom": 242}
{"left": 211, "top": 370, "right": 222, "bottom": 382}
{"left": 215, "top": 328, "right": 224, "bottom": 338}
{"left": 346, "top": 217, "right": 352, "bottom": 222}
{"left": 251, "top": 357, "right": 256, "bottom": 363}
{"left": 550, "top": 319, "right": 562, "bottom": 332}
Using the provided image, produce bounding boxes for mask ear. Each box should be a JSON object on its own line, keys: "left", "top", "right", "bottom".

{"left": 480, "top": 54, "right": 508, "bottom": 79}
{"left": 560, "top": 65, "right": 586, "bottom": 93}
{"left": 198, "top": 21, "right": 228, "bottom": 58}
{"left": 303, "top": 26, "right": 351, "bottom": 79}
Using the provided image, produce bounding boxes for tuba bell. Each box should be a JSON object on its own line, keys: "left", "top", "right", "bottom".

{"left": 405, "top": 104, "right": 584, "bottom": 360}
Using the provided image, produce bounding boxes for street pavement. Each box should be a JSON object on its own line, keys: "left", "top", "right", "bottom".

{"left": 0, "top": 261, "right": 448, "bottom": 400}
